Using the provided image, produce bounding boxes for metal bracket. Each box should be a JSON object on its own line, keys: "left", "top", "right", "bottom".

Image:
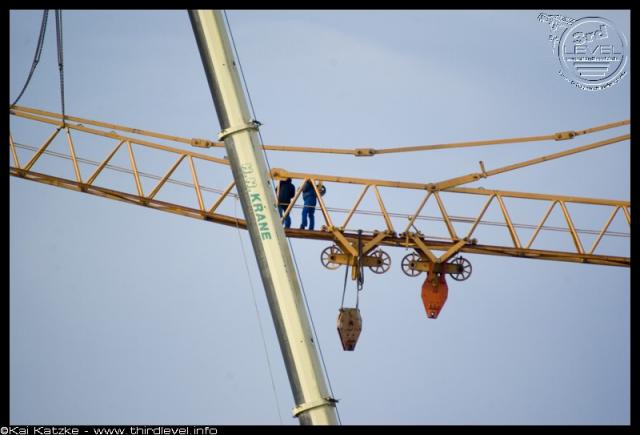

{"left": 218, "top": 119, "right": 262, "bottom": 141}
{"left": 190, "top": 138, "right": 216, "bottom": 148}
{"left": 354, "top": 148, "right": 376, "bottom": 157}
{"left": 330, "top": 228, "right": 359, "bottom": 257}
{"left": 408, "top": 232, "right": 469, "bottom": 264}
{"left": 292, "top": 396, "right": 339, "bottom": 418}
{"left": 554, "top": 130, "right": 576, "bottom": 141}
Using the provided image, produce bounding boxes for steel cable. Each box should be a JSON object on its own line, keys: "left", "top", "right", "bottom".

{"left": 10, "top": 10, "right": 50, "bottom": 108}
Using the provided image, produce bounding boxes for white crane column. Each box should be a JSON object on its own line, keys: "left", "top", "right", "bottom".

{"left": 188, "top": 10, "right": 339, "bottom": 426}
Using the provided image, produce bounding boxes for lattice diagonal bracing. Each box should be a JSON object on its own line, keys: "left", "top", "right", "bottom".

{"left": 10, "top": 105, "right": 630, "bottom": 268}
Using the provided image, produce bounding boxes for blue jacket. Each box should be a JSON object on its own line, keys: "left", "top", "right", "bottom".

{"left": 302, "top": 181, "right": 325, "bottom": 206}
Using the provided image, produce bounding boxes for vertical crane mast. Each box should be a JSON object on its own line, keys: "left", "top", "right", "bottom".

{"left": 188, "top": 10, "right": 339, "bottom": 425}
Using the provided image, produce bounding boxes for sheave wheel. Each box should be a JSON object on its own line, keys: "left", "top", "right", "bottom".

{"left": 401, "top": 253, "right": 422, "bottom": 277}
{"left": 449, "top": 256, "right": 472, "bottom": 281}
{"left": 369, "top": 249, "right": 391, "bottom": 274}
{"left": 321, "top": 245, "right": 342, "bottom": 270}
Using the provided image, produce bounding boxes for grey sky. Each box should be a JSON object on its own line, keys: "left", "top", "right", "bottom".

{"left": 10, "top": 10, "right": 630, "bottom": 425}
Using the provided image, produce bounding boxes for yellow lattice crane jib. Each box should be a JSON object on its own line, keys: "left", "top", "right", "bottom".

{"left": 9, "top": 104, "right": 630, "bottom": 322}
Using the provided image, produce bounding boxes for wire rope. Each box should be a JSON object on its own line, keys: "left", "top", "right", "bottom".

{"left": 10, "top": 10, "right": 50, "bottom": 108}
{"left": 54, "top": 10, "right": 66, "bottom": 124}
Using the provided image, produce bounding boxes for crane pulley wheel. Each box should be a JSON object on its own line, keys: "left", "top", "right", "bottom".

{"left": 448, "top": 256, "right": 472, "bottom": 281}
{"left": 368, "top": 249, "right": 391, "bottom": 274}
{"left": 321, "top": 245, "right": 342, "bottom": 270}
{"left": 401, "top": 253, "right": 422, "bottom": 277}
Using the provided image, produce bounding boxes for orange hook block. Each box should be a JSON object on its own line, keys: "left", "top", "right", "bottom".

{"left": 337, "top": 307, "right": 362, "bottom": 351}
{"left": 421, "top": 272, "right": 448, "bottom": 319}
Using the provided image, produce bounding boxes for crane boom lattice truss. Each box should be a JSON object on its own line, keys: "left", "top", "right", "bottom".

{"left": 9, "top": 105, "right": 630, "bottom": 268}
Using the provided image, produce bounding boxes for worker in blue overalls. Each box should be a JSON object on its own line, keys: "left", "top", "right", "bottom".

{"left": 300, "top": 180, "right": 326, "bottom": 231}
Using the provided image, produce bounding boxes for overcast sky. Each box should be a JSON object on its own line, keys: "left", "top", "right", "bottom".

{"left": 10, "top": 10, "right": 630, "bottom": 425}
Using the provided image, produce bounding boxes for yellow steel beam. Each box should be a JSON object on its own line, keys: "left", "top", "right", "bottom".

{"left": 12, "top": 105, "right": 629, "bottom": 157}
{"left": 575, "top": 119, "right": 630, "bottom": 135}
{"left": 433, "top": 134, "right": 630, "bottom": 191}
{"left": 65, "top": 128, "right": 83, "bottom": 184}
{"left": 271, "top": 168, "right": 629, "bottom": 207}
{"left": 524, "top": 201, "right": 557, "bottom": 250}
{"left": 311, "top": 179, "right": 334, "bottom": 229}
{"left": 373, "top": 185, "right": 394, "bottom": 234}
{"left": 24, "top": 131, "right": 625, "bottom": 249}
{"left": 559, "top": 201, "right": 585, "bottom": 255}
{"left": 10, "top": 135, "right": 629, "bottom": 261}
{"left": 433, "top": 192, "right": 458, "bottom": 241}
{"left": 409, "top": 234, "right": 466, "bottom": 264}
{"left": 588, "top": 206, "right": 620, "bottom": 255}
{"left": 12, "top": 105, "right": 197, "bottom": 147}
{"left": 328, "top": 253, "right": 387, "bottom": 267}
{"left": 464, "top": 194, "right": 495, "bottom": 240}
{"left": 188, "top": 155, "right": 205, "bottom": 212}
{"left": 409, "top": 233, "right": 439, "bottom": 263}
{"left": 208, "top": 180, "right": 236, "bottom": 214}
{"left": 485, "top": 134, "right": 630, "bottom": 179}
{"left": 403, "top": 191, "right": 432, "bottom": 234}
{"left": 408, "top": 260, "right": 461, "bottom": 274}
{"left": 496, "top": 194, "right": 522, "bottom": 249}
{"left": 444, "top": 186, "right": 629, "bottom": 207}
{"left": 623, "top": 207, "right": 631, "bottom": 225}
{"left": 10, "top": 166, "right": 629, "bottom": 267}
{"left": 361, "top": 231, "right": 389, "bottom": 255}
{"left": 126, "top": 141, "right": 144, "bottom": 198}
{"left": 10, "top": 108, "right": 629, "bottom": 269}
{"left": 23, "top": 127, "right": 62, "bottom": 172}
{"left": 10, "top": 109, "right": 230, "bottom": 166}
{"left": 147, "top": 155, "right": 187, "bottom": 201}
{"left": 372, "top": 119, "right": 630, "bottom": 155}
{"left": 341, "top": 184, "right": 370, "bottom": 229}
{"left": 85, "top": 140, "right": 126, "bottom": 186}
{"left": 330, "top": 228, "right": 359, "bottom": 257}
{"left": 437, "top": 239, "right": 467, "bottom": 263}
{"left": 10, "top": 105, "right": 629, "bottom": 208}
{"left": 10, "top": 134, "right": 21, "bottom": 169}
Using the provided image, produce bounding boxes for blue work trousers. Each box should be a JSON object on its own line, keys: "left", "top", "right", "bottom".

{"left": 301, "top": 202, "right": 316, "bottom": 230}
{"left": 278, "top": 205, "right": 291, "bottom": 228}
